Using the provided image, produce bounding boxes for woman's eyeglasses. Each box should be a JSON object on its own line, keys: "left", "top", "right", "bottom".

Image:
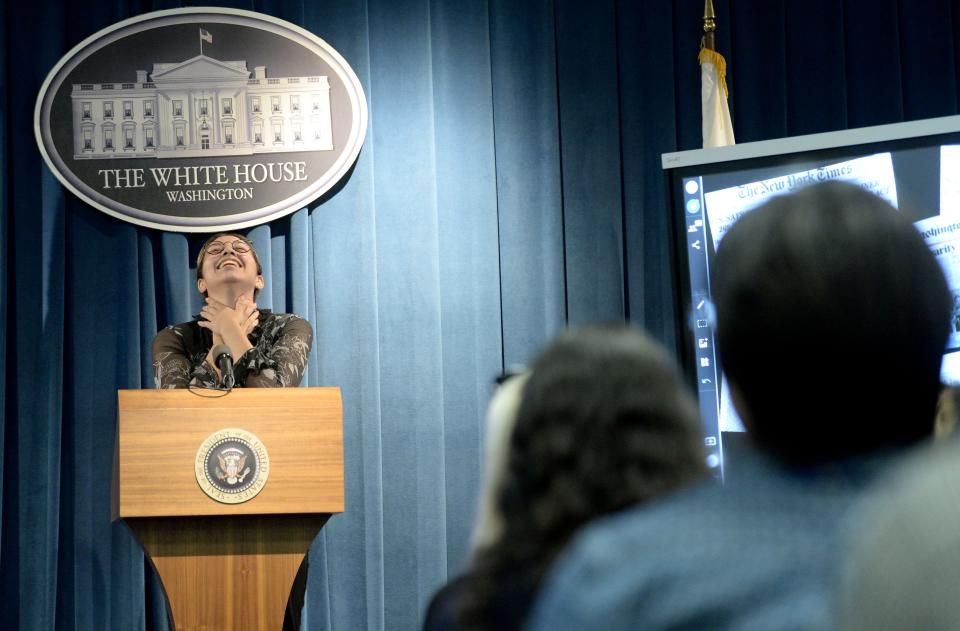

{"left": 205, "top": 240, "right": 252, "bottom": 256}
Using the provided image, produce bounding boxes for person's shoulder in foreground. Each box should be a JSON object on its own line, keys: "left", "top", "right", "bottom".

{"left": 528, "top": 181, "right": 952, "bottom": 630}
{"left": 528, "top": 446, "right": 899, "bottom": 631}
{"left": 837, "top": 439, "right": 960, "bottom": 631}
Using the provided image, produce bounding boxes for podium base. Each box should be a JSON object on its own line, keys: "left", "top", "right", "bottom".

{"left": 126, "top": 513, "right": 328, "bottom": 631}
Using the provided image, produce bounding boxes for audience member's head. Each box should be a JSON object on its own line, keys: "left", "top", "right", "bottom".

{"left": 458, "top": 325, "right": 706, "bottom": 630}
{"left": 838, "top": 441, "right": 960, "bottom": 630}
{"left": 714, "top": 181, "right": 951, "bottom": 465}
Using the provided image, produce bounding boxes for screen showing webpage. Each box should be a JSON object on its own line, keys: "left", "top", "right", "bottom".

{"left": 678, "top": 143, "right": 960, "bottom": 475}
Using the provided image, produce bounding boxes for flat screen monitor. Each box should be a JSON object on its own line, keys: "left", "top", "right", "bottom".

{"left": 663, "top": 115, "right": 960, "bottom": 476}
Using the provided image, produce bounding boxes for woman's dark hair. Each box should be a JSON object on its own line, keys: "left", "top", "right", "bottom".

{"left": 456, "top": 325, "right": 706, "bottom": 630}
{"left": 195, "top": 232, "right": 263, "bottom": 299}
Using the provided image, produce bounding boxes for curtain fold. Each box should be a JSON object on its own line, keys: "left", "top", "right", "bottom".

{"left": 555, "top": 0, "right": 625, "bottom": 325}
{"left": 489, "top": 0, "right": 567, "bottom": 367}
{"left": 4, "top": 1, "right": 960, "bottom": 629}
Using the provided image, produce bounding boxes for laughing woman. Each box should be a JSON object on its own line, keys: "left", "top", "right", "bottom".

{"left": 152, "top": 233, "right": 313, "bottom": 389}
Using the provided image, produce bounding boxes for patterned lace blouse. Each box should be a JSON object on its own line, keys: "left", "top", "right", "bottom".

{"left": 152, "top": 310, "right": 313, "bottom": 389}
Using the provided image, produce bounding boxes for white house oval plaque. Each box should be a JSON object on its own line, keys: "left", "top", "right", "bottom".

{"left": 35, "top": 8, "right": 367, "bottom": 232}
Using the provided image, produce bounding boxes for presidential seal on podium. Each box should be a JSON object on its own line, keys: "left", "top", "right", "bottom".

{"left": 195, "top": 428, "right": 270, "bottom": 504}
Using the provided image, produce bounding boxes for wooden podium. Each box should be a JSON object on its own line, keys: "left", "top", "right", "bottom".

{"left": 114, "top": 388, "right": 344, "bottom": 631}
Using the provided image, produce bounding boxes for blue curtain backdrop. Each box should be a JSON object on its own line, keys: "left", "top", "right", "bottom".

{"left": 2, "top": 0, "right": 959, "bottom": 629}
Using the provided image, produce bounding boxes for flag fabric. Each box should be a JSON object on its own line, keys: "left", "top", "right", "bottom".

{"left": 200, "top": 28, "right": 213, "bottom": 44}
{"left": 700, "top": 47, "right": 735, "bottom": 148}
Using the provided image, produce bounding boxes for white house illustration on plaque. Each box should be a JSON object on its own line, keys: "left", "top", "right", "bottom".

{"left": 70, "top": 55, "right": 334, "bottom": 159}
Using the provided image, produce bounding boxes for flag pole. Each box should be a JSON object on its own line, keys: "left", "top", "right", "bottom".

{"left": 702, "top": 0, "right": 717, "bottom": 51}
{"left": 200, "top": 27, "right": 203, "bottom": 56}
{"left": 699, "top": 0, "right": 735, "bottom": 147}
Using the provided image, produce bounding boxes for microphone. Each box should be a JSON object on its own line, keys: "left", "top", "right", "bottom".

{"left": 212, "top": 344, "right": 235, "bottom": 389}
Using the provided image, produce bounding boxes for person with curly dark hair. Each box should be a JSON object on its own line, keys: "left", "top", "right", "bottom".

{"left": 423, "top": 325, "right": 707, "bottom": 631}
